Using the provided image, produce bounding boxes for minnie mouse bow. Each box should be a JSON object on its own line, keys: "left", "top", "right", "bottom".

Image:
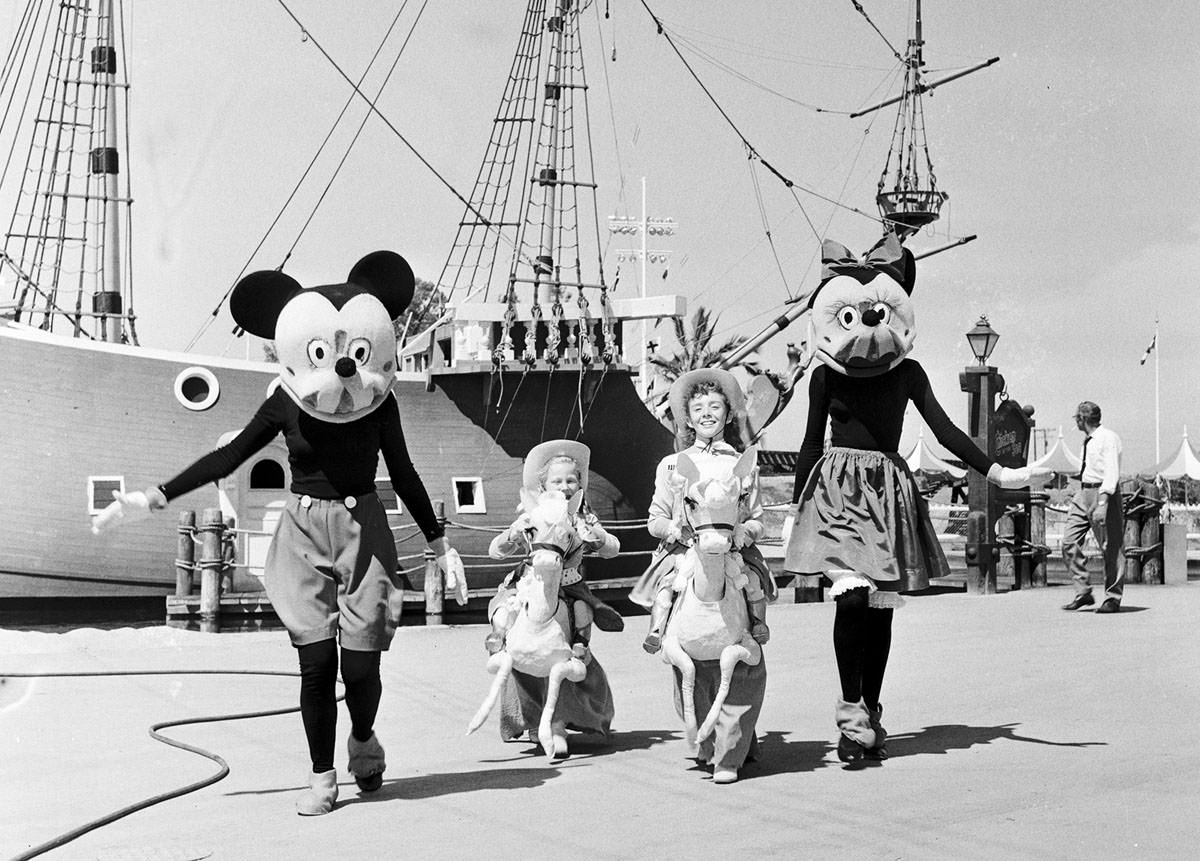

{"left": 807, "top": 233, "right": 912, "bottom": 307}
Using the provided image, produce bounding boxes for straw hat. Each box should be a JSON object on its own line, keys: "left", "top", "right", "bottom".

{"left": 668, "top": 368, "right": 747, "bottom": 434}
{"left": 522, "top": 439, "right": 592, "bottom": 495}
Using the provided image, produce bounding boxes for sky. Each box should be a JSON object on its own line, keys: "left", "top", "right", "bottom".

{"left": 3, "top": 0, "right": 1198, "bottom": 472}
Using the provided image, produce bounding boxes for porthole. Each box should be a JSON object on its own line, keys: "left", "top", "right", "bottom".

{"left": 174, "top": 366, "right": 220, "bottom": 411}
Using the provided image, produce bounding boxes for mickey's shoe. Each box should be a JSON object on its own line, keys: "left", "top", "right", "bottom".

{"left": 347, "top": 732, "right": 386, "bottom": 792}
{"left": 296, "top": 768, "right": 339, "bottom": 816}
{"left": 712, "top": 769, "right": 739, "bottom": 784}
{"left": 835, "top": 697, "right": 877, "bottom": 764}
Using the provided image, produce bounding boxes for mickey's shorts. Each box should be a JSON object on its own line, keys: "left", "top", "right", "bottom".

{"left": 264, "top": 493, "right": 401, "bottom": 651}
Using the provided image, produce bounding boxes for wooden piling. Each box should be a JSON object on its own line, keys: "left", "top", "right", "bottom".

{"left": 996, "top": 511, "right": 1016, "bottom": 589}
{"left": 1140, "top": 517, "right": 1163, "bottom": 585}
{"left": 1122, "top": 511, "right": 1143, "bottom": 585}
{"left": 1029, "top": 493, "right": 1048, "bottom": 587}
{"left": 423, "top": 549, "right": 444, "bottom": 625}
{"left": 175, "top": 510, "right": 196, "bottom": 596}
{"left": 198, "top": 508, "right": 225, "bottom": 632}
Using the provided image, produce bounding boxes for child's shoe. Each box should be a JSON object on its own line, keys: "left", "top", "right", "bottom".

{"left": 591, "top": 601, "right": 625, "bottom": 632}
{"left": 296, "top": 768, "right": 339, "bottom": 816}
{"left": 747, "top": 597, "right": 770, "bottom": 645}
{"left": 347, "top": 732, "right": 386, "bottom": 792}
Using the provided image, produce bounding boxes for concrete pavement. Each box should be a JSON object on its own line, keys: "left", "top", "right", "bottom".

{"left": 3, "top": 582, "right": 1199, "bottom": 859}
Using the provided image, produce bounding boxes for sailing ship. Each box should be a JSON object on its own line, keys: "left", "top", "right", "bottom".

{"left": 0, "top": 0, "right": 678, "bottom": 603}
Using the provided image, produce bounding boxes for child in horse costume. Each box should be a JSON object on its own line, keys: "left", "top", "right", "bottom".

{"left": 631, "top": 368, "right": 777, "bottom": 651}
{"left": 91, "top": 251, "right": 468, "bottom": 815}
{"left": 483, "top": 440, "right": 618, "bottom": 748}
{"left": 785, "top": 234, "right": 1050, "bottom": 762}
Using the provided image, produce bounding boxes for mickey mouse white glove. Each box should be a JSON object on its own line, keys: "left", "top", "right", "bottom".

{"left": 91, "top": 487, "right": 166, "bottom": 535}
{"left": 433, "top": 543, "right": 468, "bottom": 605}
{"left": 986, "top": 464, "right": 1054, "bottom": 489}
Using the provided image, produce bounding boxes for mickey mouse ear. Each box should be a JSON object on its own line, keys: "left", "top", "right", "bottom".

{"left": 347, "top": 251, "right": 416, "bottom": 319}
{"left": 230, "top": 270, "right": 304, "bottom": 339}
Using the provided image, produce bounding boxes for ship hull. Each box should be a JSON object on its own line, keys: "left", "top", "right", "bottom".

{"left": 0, "top": 322, "right": 671, "bottom": 601}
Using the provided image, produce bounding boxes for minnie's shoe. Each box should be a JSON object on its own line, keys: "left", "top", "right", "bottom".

{"left": 835, "top": 697, "right": 877, "bottom": 764}
{"left": 347, "top": 732, "right": 386, "bottom": 792}
{"left": 865, "top": 703, "right": 888, "bottom": 760}
{"left": 296, "top": 768, "right": 339, "bottom": 816}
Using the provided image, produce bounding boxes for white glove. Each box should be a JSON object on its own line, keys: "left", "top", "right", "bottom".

{"left": 986, "top": 464, "right": 1054, "bottom": 490}
{"left": 732, "top": 523, "right": 750, "bottom": 549}
{"left": 91, "top": 489, "right": 158, "bottom": 535}
{"left": 437, "top": 547, "right": 469, "bottom": 606}
{"left": 662, "top": 522, "right": 684, "bottom": 545}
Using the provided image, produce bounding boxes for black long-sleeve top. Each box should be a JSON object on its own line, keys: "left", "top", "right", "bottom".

{"left": 160, "top": 388, "right": 444, "bottom": 541}
{"left": 792, "top": 359, "right": 994, "bottom": 503}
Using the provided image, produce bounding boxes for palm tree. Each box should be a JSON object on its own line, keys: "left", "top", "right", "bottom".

{"left": 647, "top": 306, "right": 756, "bottom": 392}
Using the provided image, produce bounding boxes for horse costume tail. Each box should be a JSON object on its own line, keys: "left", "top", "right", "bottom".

{"left": 467, "top": 651, "right": 514, "bottom": 735}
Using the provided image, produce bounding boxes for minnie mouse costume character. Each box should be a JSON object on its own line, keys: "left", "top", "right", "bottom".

{"left": 92, "top": 251, "right": 468, "bottom": 814}
{"left": 784, "top": 234, "right": 1049, "bottom": 763}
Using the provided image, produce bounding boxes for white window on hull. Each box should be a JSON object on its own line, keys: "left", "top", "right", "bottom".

{"left": 174, "top": 366, "right": 220, "bottom": 411}
{"left": 88, "top": 475, "right": 125, "bottom": 514}
{"left": 452, "top": 477, "right": 486, "bottom": 514}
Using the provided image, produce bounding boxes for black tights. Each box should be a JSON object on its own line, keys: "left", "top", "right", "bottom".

{"left": 832, "top": 587, "right": 893, "bottom": 708}
{"left": 296, "top": 640, "right": 382, "bottom": 773}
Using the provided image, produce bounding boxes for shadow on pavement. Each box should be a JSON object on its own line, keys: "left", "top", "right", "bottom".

{"left": 744, "top": 731, "right": 834, "bottom": 776}
{"left": 888, "top": 722, "right": 1106, "bottom": 757}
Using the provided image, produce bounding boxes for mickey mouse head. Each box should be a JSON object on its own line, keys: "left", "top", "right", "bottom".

{"left": 231, "top": 251, "right": 415, "bottom": 423}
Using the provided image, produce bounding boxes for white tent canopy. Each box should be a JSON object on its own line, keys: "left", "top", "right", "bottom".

{"left": 1149, "top": 427, "right": 1200, "bottom": 480}
{"left": 1030, "top": 425, "right": 1083, "bottom": 475}
{"left": 905, "top": 428, "right": 966, "bottom": 479}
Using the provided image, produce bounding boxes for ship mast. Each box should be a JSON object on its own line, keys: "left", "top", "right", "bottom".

{"left": 0, "top": 0, "right": 136, "bottom": 343}
{"left": 406, "top": 0, "right": 682, "bottom": 378}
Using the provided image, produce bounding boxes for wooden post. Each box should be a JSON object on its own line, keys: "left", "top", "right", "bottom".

{"left": 175, "top": 510, "right": 196, "bottom": 596}
{"left": 1029, "top": 492, "right": 1048, "bottom": 587}
{"left": 1140, "top": 516, "right": 1163, "bottom": 585}
{"left": 1122, "top": 510, "right": 1143, "bottom": 586}
{"left": 198, "top": 508, "right": 225, "bottom": 633}
{"left": 963, "top": 510, "right": 995, "bottom": 594}
{"left": 793, "top": 574, "right": 823, "bottom": 603}
{"left": 423, "top": 549, "right": 444, "bottom": 625}
{"left": 995, "top": 511, "right": 1016, "bottom": 590}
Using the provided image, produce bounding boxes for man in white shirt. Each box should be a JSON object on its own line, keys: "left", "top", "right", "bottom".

{"left": 1061, "top": 401, "right": 1124, "bottom": 613}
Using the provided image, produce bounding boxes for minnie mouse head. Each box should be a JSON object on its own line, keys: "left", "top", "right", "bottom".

{"left": 230, "top": 251, "right": 415, "bottom": 423}
{"left": 805, "top": 233, "right": 917, "bottom": 378}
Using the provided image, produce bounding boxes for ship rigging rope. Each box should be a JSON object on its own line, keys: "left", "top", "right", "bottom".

{"left": 636, "top": 0, "right": 881, "bottom": 228}
{"left": 4, "top": 668, "right": 340, "bottom": 861}
{"left": 185, "top": 1, "right": 418, "bottom": 351}
{"left": 849, "top": 0, "right": 906, "bottom": 64}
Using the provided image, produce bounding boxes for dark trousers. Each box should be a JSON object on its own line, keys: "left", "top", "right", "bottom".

{"left": 1062, "top": 487, "right": 1124, "bottom": 602}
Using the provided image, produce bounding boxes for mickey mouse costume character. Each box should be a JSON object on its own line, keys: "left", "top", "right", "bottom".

{"left": 92, "top": 251, "right": 468, "bottom": 815}
{"left": 784, "top": 234, "right": 1050, "bottom": 763}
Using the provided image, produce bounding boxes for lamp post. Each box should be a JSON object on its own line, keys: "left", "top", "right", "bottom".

{"left": 959, "top": 315, "right": 1004, "bottom": 594}
{"left": 607, "top": 177, "right": 675, "bottom": 398}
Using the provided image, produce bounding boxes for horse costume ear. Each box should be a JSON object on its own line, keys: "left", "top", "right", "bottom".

{"left": 733, "top": 446, "right": 758, "bottom": 485}
{"left": 567, "top": 492, "right": 583, "bottom": 517}
{"left": 676, "top": 452, "right": 701, "bottom": 487}
{"left": 518, "top": 487, "right": 539, "bottom": 515}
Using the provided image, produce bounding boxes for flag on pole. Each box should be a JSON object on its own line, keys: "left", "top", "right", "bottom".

{"left": 1139, "top": 333, "right": 1156, "bottom": 365}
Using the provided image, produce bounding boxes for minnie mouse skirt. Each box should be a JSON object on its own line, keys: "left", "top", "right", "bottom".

{"left": 784, "top": 447, "right": 950, "bottom": 593}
